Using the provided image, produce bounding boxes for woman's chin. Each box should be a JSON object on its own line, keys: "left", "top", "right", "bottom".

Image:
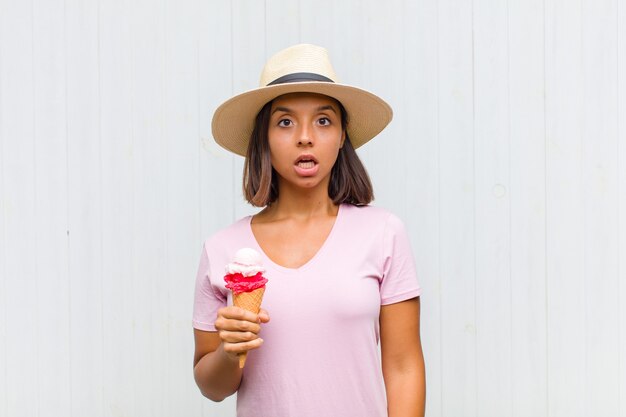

{"left": 278, "top": 175, "right": 329, "bottom": 193}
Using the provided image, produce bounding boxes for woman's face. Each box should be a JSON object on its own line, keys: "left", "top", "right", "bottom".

{"left": 268, "top": 92, "right": 345, "bottom": 192}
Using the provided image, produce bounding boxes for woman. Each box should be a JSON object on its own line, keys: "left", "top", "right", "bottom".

{"left": 193, "top": 44, "right": 425, "bottom": 417}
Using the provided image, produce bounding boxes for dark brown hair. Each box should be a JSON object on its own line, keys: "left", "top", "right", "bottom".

{"left": 243, "top": 97, "right": 374, "bottom": 207}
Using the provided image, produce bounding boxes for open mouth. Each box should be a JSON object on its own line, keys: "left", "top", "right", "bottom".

{"left": 295, "top": 154, "right": 318, "bottom": 168}
{"left": 297, "top": 159, "right": 316, "bottom": 169}
{"left": 294, "top": 154, "right": 319, "bottom": 176}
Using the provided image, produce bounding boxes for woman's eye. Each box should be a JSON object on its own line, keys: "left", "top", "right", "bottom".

{"left": 278, "top": 119, "right": 292, "bottom": 127}
{"left": 318, "top": 117, "right": 331, "bottom": 126}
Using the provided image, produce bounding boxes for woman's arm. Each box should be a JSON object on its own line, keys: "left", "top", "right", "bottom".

{"left": 380, "top": 297, "right": 426, "bottom": 417}
{"left": 193, "top": 307, "right": 269, "bottom": 402}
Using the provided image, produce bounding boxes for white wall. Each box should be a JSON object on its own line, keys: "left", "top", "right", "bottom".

{"left": 0, "top": 0, "right": 624, "bottom": 416}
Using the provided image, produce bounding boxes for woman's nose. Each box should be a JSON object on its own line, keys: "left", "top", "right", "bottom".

{"left": 297, "top": 125, "right": 313, "bottom": 146}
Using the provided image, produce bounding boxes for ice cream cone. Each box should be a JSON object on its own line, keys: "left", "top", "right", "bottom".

{"left": 233, "top": 287, "right": 265, "bottom": 368}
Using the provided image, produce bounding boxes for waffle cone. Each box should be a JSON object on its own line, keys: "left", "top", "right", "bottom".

{"left": 233, "top": 287, "right": 265, "bottom": 368}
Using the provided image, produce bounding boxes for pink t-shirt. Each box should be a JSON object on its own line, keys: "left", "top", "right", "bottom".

{"left": 193, "top": 204, "right": 421, "bottom": 417}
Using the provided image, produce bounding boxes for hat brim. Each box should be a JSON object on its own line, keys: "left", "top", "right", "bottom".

{"left": 211, "top": 81, "right": 393, "bottom": 157}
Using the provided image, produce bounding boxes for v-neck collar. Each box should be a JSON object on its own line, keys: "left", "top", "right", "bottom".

{"left": 247, "top": 203, "right": 344, "bottom": 274}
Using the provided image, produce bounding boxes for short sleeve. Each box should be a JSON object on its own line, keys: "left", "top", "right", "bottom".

{"left": 380, "top": 213, "right": 422, "bottom": 305}
{"left": 192, "top": 243, "right": 227, "bottom": 331}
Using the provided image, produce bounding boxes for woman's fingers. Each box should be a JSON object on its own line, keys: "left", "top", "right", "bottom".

{"left": 215, "top": 306, "right": 269, "bottom": 355}
{"left": 218, "top": 329, "right": 261, "bottom": 344}
{"left": 218, "top": 306, "right": 260, "bottom": 322}
{"left": 215, "top": 317, "right": 261, "bottom": 334}
{"left": 258, "top": 309, "right": 270, "bottom": 323}
{"left": 222, "top": 337, "right": 264, "bottom": 356}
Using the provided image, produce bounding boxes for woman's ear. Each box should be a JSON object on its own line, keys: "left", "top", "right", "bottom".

{"left": 340, "top": 130, "right": 346, "bottom": 148}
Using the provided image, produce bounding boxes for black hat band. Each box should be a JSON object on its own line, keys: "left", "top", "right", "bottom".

{"left": 267, "top": 72, "right": 334, "bottom": 86}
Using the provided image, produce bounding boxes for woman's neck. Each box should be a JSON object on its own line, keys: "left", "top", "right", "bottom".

{"left": 261, "top": 181, "right": 338, "bottom": 221}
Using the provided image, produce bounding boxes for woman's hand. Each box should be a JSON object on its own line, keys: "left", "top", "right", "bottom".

{"left": 193, "top": 307, "right": 270, "bottom": 402}
{"left": 214, "top": 306, "right": 270, "bottom": 361}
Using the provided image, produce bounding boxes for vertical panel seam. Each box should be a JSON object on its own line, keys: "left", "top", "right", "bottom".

{"left": 230, "top": 0, "right": 235, "bottom": 222}
{"left": 543, "top": 0, "right": 549, "bottom": 415}
{"left": 31, "top": 0, "right": 40, "bottom": 415}
{"left": 580, "top": 2, "right": 588, "bottom": 415}
{"left": 0, "top": 1, "right": 6, "bottom": 415}
{"left": 97, "top": 0, "right": 105, "bottom": 414}
{"left": 162, "top": 0, "right": 169, "bottom": 414}
{"left": 128, "top": 0, "right": 137, "bottom": 413}
{"left": 402, "top": 0, "right": 406, "bottom": 218}
{"left": 196, "top": 0, "right": 201, "bottom": 246}
{"left": 506, "top": 0, "right": 513, "bottom": 415}
{"left": 436, "top": 0, "right": 443, "bottom": 413}
{"left": 63, "top": 0, "right": 73, "bottom": 414}
{"left": 471, "top": 0, "right": 478, "bottom": 413}
{"left": 294, "top": 0, "right": 302, "bottom": 42}
{"left": 616, "top": 0, "right": 621, "bottom": 414}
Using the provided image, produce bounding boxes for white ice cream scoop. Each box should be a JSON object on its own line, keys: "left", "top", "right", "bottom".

{"left": 225, "top": 247, "right": 265, "bottom": 276}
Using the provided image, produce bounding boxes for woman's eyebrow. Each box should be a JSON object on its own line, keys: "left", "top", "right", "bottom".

{"left": 271, "top": 104, "right": 338, "bottom": 115}
{"left": 271, "top": 106, "right": 291, "bottom": 115}
{"left": 317, "top": 105, "right": 337, "bottom": 114}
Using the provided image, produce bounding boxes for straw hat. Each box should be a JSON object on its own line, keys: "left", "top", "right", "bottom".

{"left": 211, "top": 44, "right": 393, "bottom": 156}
